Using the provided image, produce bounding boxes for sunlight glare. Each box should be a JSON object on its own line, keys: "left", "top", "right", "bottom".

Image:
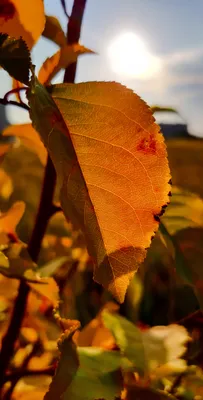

{"left": 108, "top": 32, "right": 162, "bottom": 79}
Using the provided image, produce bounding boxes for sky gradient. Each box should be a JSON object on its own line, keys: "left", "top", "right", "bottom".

{"left": 1, "top": 0, "right": 203, "bottom": 136}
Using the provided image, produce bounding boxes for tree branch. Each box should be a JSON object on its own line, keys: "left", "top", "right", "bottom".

{"left": 64, "top": 0, "right": 87, "bottom": 83}
{"left": 0, "top": 156, "right": 56, "bottom": 390}
{"left": 60, "top": 0, "right": 69, "bottom": 18}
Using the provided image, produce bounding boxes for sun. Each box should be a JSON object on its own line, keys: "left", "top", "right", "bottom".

{"left": 108, "top": 32, "right": 162, "bottom": 79}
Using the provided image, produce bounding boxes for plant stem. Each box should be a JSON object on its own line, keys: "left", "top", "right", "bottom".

{"left": 64, "top": 0, "right": 87, "bottom": 83}
{"left": 0, "top": 98, "right": 29, "bottom": 111}
{"left": 4, "top": 87, "right": 27, "bottom": 102}
{"left": 0, "top": 156, "right": 56, "bottom": 390}
{"left": 60, "top": 0, "right": 69, "bottom": 18}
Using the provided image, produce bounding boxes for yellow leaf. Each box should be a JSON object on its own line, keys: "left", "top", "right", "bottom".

{"left": 0, "top": 201, "right": 25, "bottom": 235}
{"left": 38, "top": 44, "right": 94, "bottom": 85}
{"left": 3, "top": 124, "right": 47, "bottom": 165}
{"left": 77, "top": 302, "right": 118, "bottom": 348}
{"left": 0, "top": 0, "right": 45, "bottom": 49}
{"left": 43, "top": 15, "right": 66, "bottom": 47}
{"left": 28, "top": 352, "right": 53, "bottom": 370}
{"left": 0, "top": 168, "right": 13, "bottom": 199}
{"left": 13, "top": 376, "right": 52, "bottom": 400}
{"left": 29, "top": 277, "right": 59, "bottom": 308}
{"left": 28, "top": 78, "right": 171, "bottom": 303}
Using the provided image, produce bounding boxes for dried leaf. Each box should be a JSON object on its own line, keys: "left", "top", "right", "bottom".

{"left": 3, "top": 124, "right": 47, "bottom": 165}
{"left": 0, "top": 33, "right": 31, "bottom": 84}
{"left": 0, "top": 0, "right": 45, "bottom": 49}
{"left": 44, "top": 320, "right": 80, "bottom": 400}
{"left": 28, "top": 76, "right": 171, "bottom": 303}
{"left": 43, "top": 15, "right": 66, "bottom": 47}
{"left": 38, "top": 44, "right": 94, "bottom": 85}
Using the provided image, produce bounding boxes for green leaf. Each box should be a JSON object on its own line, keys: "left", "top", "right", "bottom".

{"left": 162, "top": 186, "right": 203, "bottom": 235}
{"left": 27, "top": 74, "right": 171, "bottom": 303}
{"left": 44, "top": 320, "right": 80, "bottom": 400}
{"left": 0, "top": 33, "right": 31, "bottom": 84}
{"left": 42, "top": 15, "right": 66, "bottom": 47}
{"left": 38, "top": 256, "right": 69, "bottom": 277}
{"left": 159, "top": 222, "right": 193, "bottom": 284}
{"left": 175, "top": 227, "right": 203, "bottom": 309}
{"left": 151, "top": 106, "right": 178, "bottom": 114}
{"left": 63, "top": 347, "right": 123, "bottom": 400}
{"left": 102, "top": 311, "right": 146, "bottom": 374}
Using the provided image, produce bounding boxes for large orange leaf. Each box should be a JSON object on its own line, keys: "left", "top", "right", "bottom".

{"left": 0, "top": 0, "right": 45, "bottom": 49}
{"left": 28, "top": 77, "right": 171, "bottom": 302}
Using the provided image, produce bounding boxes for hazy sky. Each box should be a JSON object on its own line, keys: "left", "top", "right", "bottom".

{"left": 1, "top": 0, "right": 203, "bottom": 136}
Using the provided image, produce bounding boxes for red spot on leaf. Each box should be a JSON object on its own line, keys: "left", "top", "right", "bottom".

{"left": 0, "top": 0, "right": 15, "bottom": 21}
{"left": 137, "top": 134, "right": 156, "bottom": 154}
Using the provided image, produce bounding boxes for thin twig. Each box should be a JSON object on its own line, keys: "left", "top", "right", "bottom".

{"left": 169, "top": 372, "right": 186, "bottom": 395}
{"left": 60, "top": 0, "right": 69, "bottom": 18}
{"left": 0, "top": 97, "right": 29, "bottom": 111}
{"left": 4, "top": 87, "right": 27, "bottom": 102}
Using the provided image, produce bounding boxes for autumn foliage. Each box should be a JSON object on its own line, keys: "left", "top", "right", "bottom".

{"left": 0, "top": 1, "right": 202, "bottom": 400}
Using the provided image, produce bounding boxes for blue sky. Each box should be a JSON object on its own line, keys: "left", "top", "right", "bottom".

{"left": 1, "top": 0, "right": 203, "bottom": 136}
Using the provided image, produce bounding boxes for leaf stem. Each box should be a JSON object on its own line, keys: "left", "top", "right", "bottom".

{"left": 0, "top": 98, "right": 29, "bottom": 111}
{"left": 4, "top": 87, "right": 27, "bottom": 102}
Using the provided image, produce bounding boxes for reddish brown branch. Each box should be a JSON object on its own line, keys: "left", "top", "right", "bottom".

{"left": 64, "top": 0, "right": 87, "bottom": 83}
